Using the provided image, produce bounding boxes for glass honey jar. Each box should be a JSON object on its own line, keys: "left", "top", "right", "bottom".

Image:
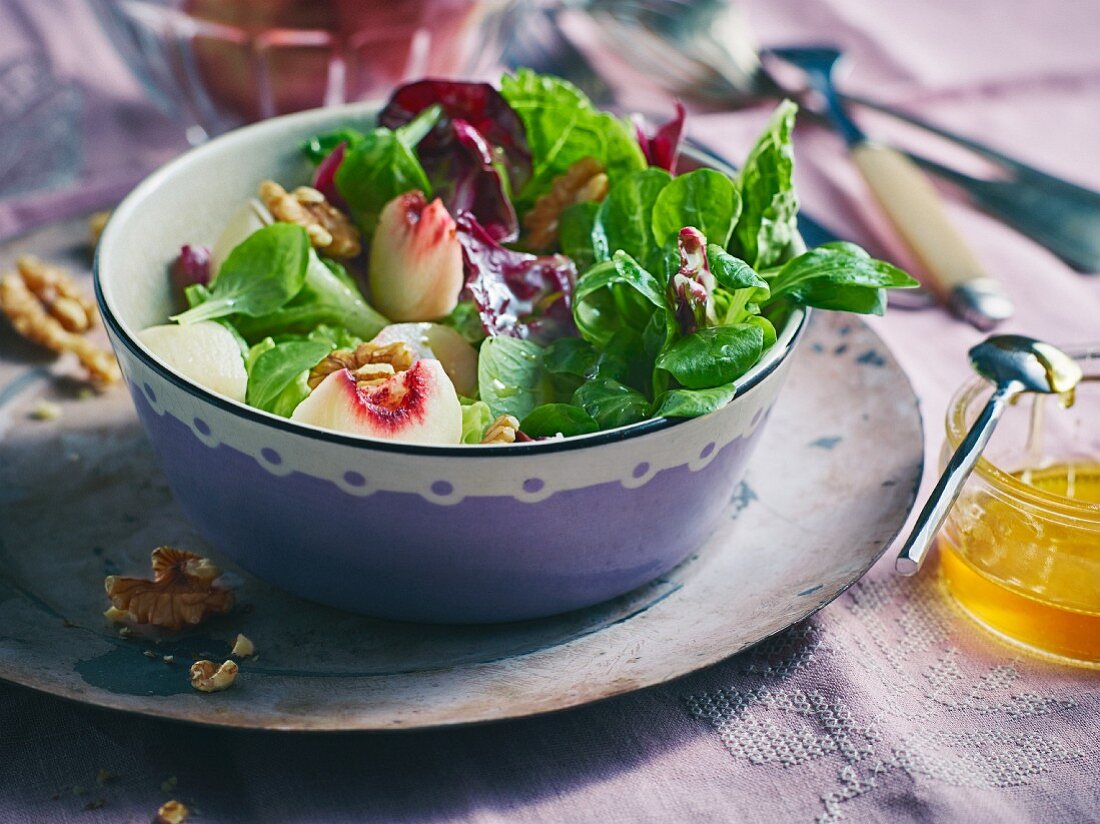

{"left": 937, "top": 345, "right": 1100, "bottom": 667}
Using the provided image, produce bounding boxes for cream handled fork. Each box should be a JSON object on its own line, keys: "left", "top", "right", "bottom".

{"left": 767, "top": 46, "right": 1014, "bottom": 330}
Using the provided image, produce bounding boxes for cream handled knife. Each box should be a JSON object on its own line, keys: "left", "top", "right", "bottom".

{"left": 769, "top": 46, "right": 1014, "bottom": 330}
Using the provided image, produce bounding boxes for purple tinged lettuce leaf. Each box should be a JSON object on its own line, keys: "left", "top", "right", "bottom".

{"left": 311, "top": 141, "right": 346, "bottom": 207}
{"left": 455, "top": 212, "right": 577, "bottom": 343}
{"left": 171, "top": 244, "right": 211, "bottom": 289}
{"left": 669, "top": 227, "right": 717, "bottom": 334}
{"left": 378, "top": 79, "right": 532, "bottom": 193}
{"left": 431, "top": 120, "right": 518, "bottom": 243}
{"left": 634, "top": 101, "right": 686, "bottom": 172}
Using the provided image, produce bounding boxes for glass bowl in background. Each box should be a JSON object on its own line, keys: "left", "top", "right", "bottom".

{"left": 937, "top": 344, "right": 1100, "bottom": 667}
{"left": 91, "top": 0, "right": 519, "bottom": 142}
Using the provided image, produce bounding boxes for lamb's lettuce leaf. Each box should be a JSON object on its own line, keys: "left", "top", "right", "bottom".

{"left": 764, "top": 241, "right": 918, "bottom": 315}
{"left": 245, "top": 338, "right": 331, "bottom": 417}
{"left": 655, "top": 324, "right": 764, "bottom": 390}
{"left": 500, "top": 70, "right": 645, "bottom": 211}
{"left": 730, "top": 100, "right": 799, "bottom": 269}
{"left": 477, "top": 336, "right": 553, "bottom": 420}
{"left": 521, "top": 403, "right": 599, "bottom": 438}
{"left": 652, "top": 169, "right": 740, "bottom": 250}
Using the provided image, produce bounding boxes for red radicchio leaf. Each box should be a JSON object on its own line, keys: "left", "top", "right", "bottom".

{"left": 171, "top": 245, "right": 211, "bottom": 289}
{"left": 669, "top": 227, "right": 716, "bottom": 334}
{"left": 455, "top": 212, "right": 577, "bottom": 343}
{"left": 428, "top": 120, "right": 518, "bottom": 243}
{"left": 379, "top": 80, "right": 532, "bottom": 192}
{"left": 634, "top": 101, "right": 686, "bottom": 172}
{"left": 312, "top": 141, "right": 346, "bottom": 207}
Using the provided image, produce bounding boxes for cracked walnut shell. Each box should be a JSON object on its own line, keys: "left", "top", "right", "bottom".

{"left": 308, "top": 340, "right": 416, "bottom": 391}
{"left": 104, "top": 547, "right": 234, "bottom": 631}
{"left": 523, "top": 157, "right": 609, "bottom": 250}
{"left": 259, "top": 180, "right": 361, "bottom": 258}
{"left": 189, "top": 659, "right": 238, "bottom": 692}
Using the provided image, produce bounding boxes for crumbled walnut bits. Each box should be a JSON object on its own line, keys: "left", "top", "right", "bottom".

{"left": 156, "top": 799, "right": 190, "bottom": 824}
{"left": 189, "top": 659, "right": 238, "bottom": 693}
{"left": 259, "top": 180, "right": 361, "bottom": 258}
{"left": 523, "top": 157, "right": 609, "bottom": 250}
{"left": 481, "top": 414, "right": 522, "bottom": 445}
{"left": 104, "top": 547, "right": 234, "bottom": 631}
{"left": 308, "top": 340, "right": 415, "bottom": 390}
{"left": 0, "top": 256, "right": 120, "bottom": 384}
{"left": 231, "top": 633, "right": 255, "bottom": 657}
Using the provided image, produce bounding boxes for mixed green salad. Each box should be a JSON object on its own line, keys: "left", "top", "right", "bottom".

{"left": 139, "top": 70, "right": 917, "bottom": 446}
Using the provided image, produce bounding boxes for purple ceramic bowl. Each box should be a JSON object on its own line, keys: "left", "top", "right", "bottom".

{"left": 94, "top": 102, "right": 808, "bottom": 623}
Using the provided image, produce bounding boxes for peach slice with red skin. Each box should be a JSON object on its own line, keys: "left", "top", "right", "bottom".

{"left": 291, "top": 358, "right": 462, "bottom": 445}
{"left": 369, "top": 323, "right": 478, "bottom": 398}
{"left": 369, "top": 191, "right": 464, "bottom": 322}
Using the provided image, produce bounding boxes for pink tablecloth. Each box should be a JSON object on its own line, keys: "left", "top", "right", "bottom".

{"left": 1, "top": 1, "right": 1098, "bottom": 822}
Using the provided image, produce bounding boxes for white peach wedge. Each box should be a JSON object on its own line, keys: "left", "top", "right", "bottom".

{"left": 369, "top": 191, "right": 464, "bottom": 322}
{"left": 369, "top": 323, "right": 478, "bottom": 398}
{"left": 138, "top": 321, "right": 247, "bottom": 402}
{"left": 291, "top": 358, "right": 462, "bottom": 445}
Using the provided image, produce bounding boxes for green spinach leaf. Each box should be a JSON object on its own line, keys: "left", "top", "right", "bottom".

{"left": 335, "top": 106, "right": 440, "bottom": 234}
{"left": 764, "top": 241, "right": 918, "bottom": 315}
{"left": 246, "top": 339, "right": 331, "bottom": 417}
{"left": 172, "top": 223, "right": 310, "bottom": 325}
{"left": 651, "top": 169, "right": 740, "bottom": 250}
{"left": 559, "top": 201, "right": 600, "bottom": 272}
{"left": 731, "top": 100, "right": 799, "bottom": 269}
{"left": 231, "top": 251, "right": 388, "bottom": 342}
{"left": 573, "top": 379, "right": 650, "bottom": 429}
{"left": 652, "top": 382, "right": 738, "bottom": 418}
{"left": 573, "top": 251, "right": 667, "bottom": 347}
{"left": 656, "top": 324, "right": 765, "bottom": 389}
{"left": 593, "top": 168, "right": 672, "bottom": 272}
{"left": 299, "top": 127, "right": 365, "bottom": 165}
{"left": 477, "top": 336, "right": 552, "bottom": 420}
{"left": 521, "top": 403, "right": 599, "bottom": 438}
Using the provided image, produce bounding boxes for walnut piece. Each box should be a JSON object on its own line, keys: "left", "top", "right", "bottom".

{"left": 308, "top": 340, "right": 416, "bottom": 391}
{"left": 231, "top": 633, "right": 255, "bottom": 658}
{"left": 189, "top": 659, "right": 238, "bottom": 693}
{"left": 259, "top": 180, "right": 361, "bottom": 258}
{"left": 0, "top": 257, "right": 120, "bottom": 384}
{"left": 481, "top": 414, "right": 522, "bottom": 445}
{"left": 523, "top": 157, "right": 609, "bottom": 250}
{"left": 104, "top": 547, "right": 234, "bottom": 631}
{"left": 156, "top": 799, "right": 190, "bottom": 824}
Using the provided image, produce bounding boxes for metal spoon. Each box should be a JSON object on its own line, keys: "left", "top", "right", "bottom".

{"left": 770, "top": 46, "right": 1014, "bottom": 330}
{"left": 895, "top": 335, "right": 1083, "bottom": 575}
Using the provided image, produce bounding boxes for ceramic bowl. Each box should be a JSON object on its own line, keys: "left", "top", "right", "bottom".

{"left": 94, "top": 102, "right": 808, "bottom": 623}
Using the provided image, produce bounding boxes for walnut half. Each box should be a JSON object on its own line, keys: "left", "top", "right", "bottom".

{"left": 0, "top": 257, "right": 120, "bottom": 384}
{"left": 104, "top": 547, "right": 234, "bottom": 631}
{"left": 259, "top": 180, "right": 361, "bottom": 258}
{"left": 523, "top": 157, "right": 609, "bottom": 250}
{"left": 308, "top": 340, "right": 415, "bottom": 391}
